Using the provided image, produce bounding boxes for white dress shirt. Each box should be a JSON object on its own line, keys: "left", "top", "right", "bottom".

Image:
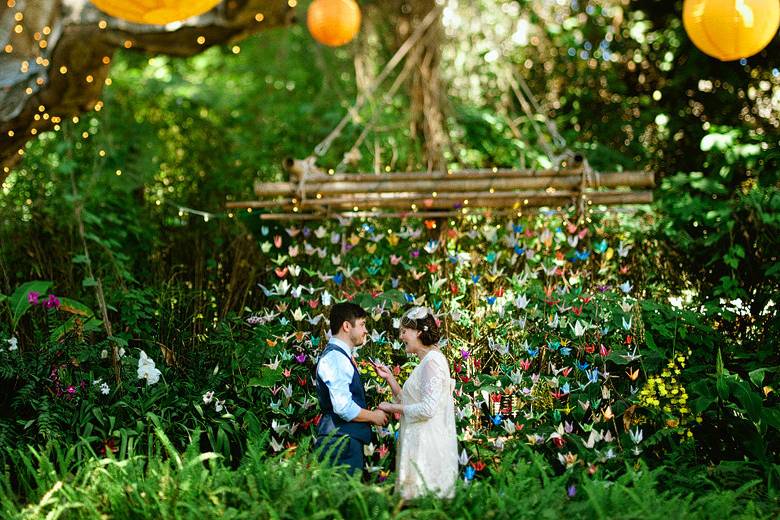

{"left": 316, "top": 337, "right": 361, "bottom": 421}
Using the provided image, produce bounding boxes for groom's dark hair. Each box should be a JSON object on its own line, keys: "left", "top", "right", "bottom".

{"left": 330, "top": 302, "right": 368, "bottom": 335}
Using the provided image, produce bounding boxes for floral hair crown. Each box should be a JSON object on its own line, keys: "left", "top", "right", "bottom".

{"left": 405, "top": 306, "right": 431, "bottom": 330}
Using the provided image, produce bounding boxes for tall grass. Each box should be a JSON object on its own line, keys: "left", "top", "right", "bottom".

{"left": 1, "top": 432, "right": 775, "bottom": 519}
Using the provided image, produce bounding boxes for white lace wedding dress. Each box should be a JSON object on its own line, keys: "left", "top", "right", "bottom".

{"left": 395, "top": 349, "right": 458, "bottom": 500}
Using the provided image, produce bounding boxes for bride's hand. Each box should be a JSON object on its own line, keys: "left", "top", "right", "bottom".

{"left": 373, "top": 363, "right": 393, "bottom": 381}
{"left": 378, "top": 402, "right": 395, "bottom": 413}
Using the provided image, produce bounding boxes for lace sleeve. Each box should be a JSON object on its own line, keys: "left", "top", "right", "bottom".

{"left": 404, "top": 355, "right": 447, "bottom": 423}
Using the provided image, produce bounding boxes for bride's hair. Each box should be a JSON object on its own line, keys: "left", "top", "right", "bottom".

{"left": 401, "top": 307, "right": 440, "bottom": 346}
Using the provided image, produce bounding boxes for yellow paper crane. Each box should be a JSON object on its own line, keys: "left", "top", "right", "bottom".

{"left": 90, "top": 0, "right": 221, "bottom": 25}
{"left": 683, "top": 0, "right": 780, "bottom": 61}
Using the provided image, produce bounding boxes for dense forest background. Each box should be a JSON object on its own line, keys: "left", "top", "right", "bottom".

{"left": 0, "top": 0, "right": 778, "bottom": 516}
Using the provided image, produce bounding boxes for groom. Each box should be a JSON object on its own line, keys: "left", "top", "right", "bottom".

{"left": 314, "top": 302, "right": 388, "bottom": 475}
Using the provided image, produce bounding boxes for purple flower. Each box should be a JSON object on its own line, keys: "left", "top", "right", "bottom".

{"left": 460, "top": 349, "right": 470, "bottom": 360}
{"left": 411, "top": 249, "right": 420, "bottom": 258}
{"left": 567, "top": 484, "right": 576, "bottom": 498}
{"left": 43, "top": 294, "right": 60, "bottom": 309}
{"left": 295, "top": 353, "right": 307, "bottom": 363}
{"left": 27, "top": 291, "right": 40, "bottom": 305}
{"left": 67, "top": 385, "right": 76, "bottom": 394}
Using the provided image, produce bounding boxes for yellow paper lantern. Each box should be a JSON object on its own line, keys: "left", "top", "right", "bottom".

{"left": 90, "top": 0, "right": 222, "bottom": 25}
{"left": 683, "top": 0, "right": 780, "bottom": 61}
{"left": 307, "top": 0, "right": 361, "bottom": 47}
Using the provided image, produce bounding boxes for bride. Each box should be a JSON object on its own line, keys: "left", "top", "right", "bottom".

{"left": 373, "top": 307, "right": 458, "bottom": 500}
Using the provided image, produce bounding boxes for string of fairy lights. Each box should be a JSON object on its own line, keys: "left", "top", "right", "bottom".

{"left": 3, "top": 0, "right": 651, "bottom": 222}
{"left": 2, "top": 0, "right": 272, "bottom": 177}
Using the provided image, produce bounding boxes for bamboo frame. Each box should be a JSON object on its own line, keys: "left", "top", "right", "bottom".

{"left": 227, "top": 160, "right": 655, "bottom": 218}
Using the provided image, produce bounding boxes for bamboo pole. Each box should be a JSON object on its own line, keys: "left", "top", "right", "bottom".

{"left": 308, "top": 191, "right": 653, "bottom": 210}
{"left": 254, "top": 203, "right": 649, "bottom": 221}
{"left": 277, "top": 165, "right": 653, "bottom": 183}
{"left": 281, "top": 162, "right": 592, "bottom": 181}
{"left": 302, "top": 189, "right": 582, "bottom": 206}
{"left": 228, "top": 190, "right": 653, "bottom": 211}
{"left": 254, "top": 171, "right": 654, "bottom": 197}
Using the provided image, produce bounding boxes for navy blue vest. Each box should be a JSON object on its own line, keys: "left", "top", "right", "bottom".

{"left": 315, "top": 343, "right": 371, "bottom": 444}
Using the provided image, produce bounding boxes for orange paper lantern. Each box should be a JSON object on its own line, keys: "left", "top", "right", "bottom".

{"left": 90, "top": 0, "right": 222, "bottom": 25}
{"left": 307, "top": 0, "right": 362, "bottom": 47}
{"left": 683, "top": 0, "right": 780, "bottom": 61}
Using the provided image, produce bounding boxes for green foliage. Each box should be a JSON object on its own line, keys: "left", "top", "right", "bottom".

{"left": 7, "top": 281, "right": 51, "bottom": 330}
{"left": 0, "top": 438, "right": 776, "bottom": 519}
{"left": 0, "top": 0, "right": 778, "bottom": 514}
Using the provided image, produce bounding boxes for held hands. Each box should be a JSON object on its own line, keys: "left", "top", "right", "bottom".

{"left": 371, "top": 409, "right": 389, "bottom": 426}
{"left": 378, "top": 402, "right": 402, "bottom": 421}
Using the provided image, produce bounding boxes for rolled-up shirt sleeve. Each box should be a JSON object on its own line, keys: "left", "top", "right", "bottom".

{"left": 317, "top": 351, "right": 361, "bottom": 421}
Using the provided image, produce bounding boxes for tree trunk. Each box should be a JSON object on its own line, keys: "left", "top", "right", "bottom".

{"left": 0, "top": 0, "right": 294, "bottom": 182}
{"left": 391, "top": 0, "right": 447, "bottom": 173}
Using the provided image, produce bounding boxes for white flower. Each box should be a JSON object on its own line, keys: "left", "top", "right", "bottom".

{"left": 203, "top": 391, "right": 215, "bottom": 405}
{"left": 321, "top": 290, "right": 332, "bottom": 306}
{"left": 100, "top": 349, "right": 108, "bottom": 359}
{"left": 137, "top": 350, "right": 162, "bottom": 385}
{"left": 100, "top": 382, "right": 110, "bottom": 395}
{"left": 392, "top": 317, "right": 401, "bottom": 329}
{"left": 514, "top": 294, "right": 529, "bottom": 310}
{"left": 215, "top": 399, "right": 225, "bottom": 413}
{"left": 118, "top": 347, "right": 126, "bottom": 358}
{"left": 619, "top": 281, "right": 633, "bottom": 294}
{"left": 7, "top": 337, "right": 18, "bottom": 351}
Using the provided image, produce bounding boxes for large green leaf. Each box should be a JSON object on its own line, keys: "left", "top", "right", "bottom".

{"left": 733, "top": 381, "right": 764, "bottom": 427}
{"left": 58, "top": 297, "right": 95, "bottom": 318}
{"left": 248, "top": 367, "right": 282, "bottom": 388}
{"left": 49, "top": 316, "right": 103, "bottom": 342}
{"left": 9, "top": 280, "right": 52, "bottom": 330}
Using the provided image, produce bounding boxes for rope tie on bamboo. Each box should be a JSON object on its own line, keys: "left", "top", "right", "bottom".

{"left": 296, "top": 156, "right": 317, "bottom": 203}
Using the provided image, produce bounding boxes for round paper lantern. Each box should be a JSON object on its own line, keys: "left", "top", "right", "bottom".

{"left": 90, "top": 0, "right": 222, "bottom": 25}
{"left": 307, "top": 0, "right": 362, "bottom": 47}
{"left": 683, "top": 0, "right": 780, "bottom": 61}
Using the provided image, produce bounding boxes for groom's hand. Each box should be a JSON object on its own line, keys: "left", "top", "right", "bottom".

{"left": 371, "top": 409, "right": 389, "bottom": 426}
